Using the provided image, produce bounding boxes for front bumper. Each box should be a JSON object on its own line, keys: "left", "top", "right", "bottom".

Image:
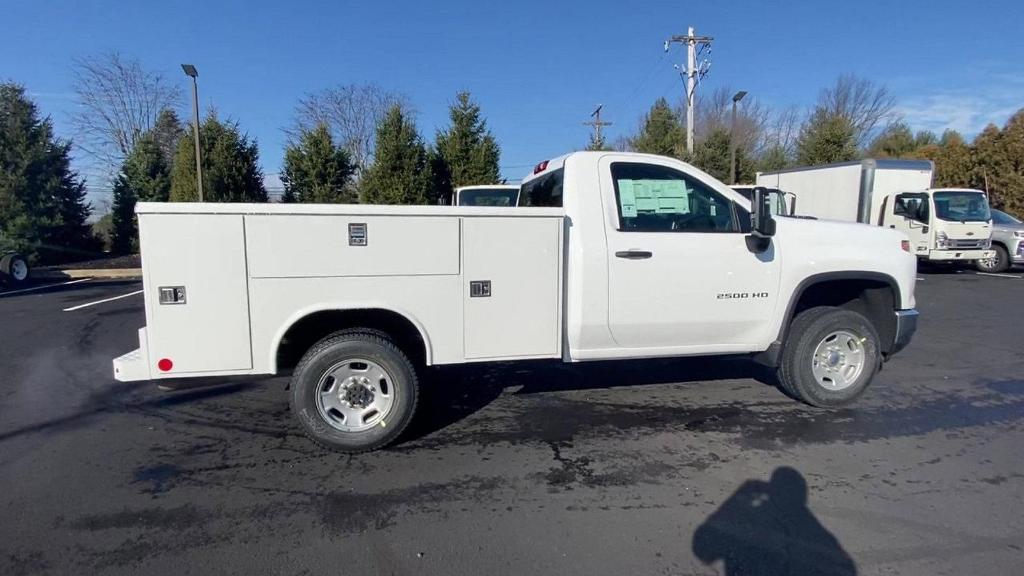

{"left": 889, "top": 309, "right": 918, "bottom": 356}
{"left": 927, "top": 249, "right": 996, "bottom": 261}
{"left": 1010, "top": 239, "right": 1024, "bottom": 264}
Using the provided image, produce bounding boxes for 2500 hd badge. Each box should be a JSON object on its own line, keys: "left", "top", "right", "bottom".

{"left": 717, "top": 292, "right": 770, "bottom": 300}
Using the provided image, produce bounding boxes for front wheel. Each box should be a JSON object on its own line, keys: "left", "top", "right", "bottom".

{"left": 0, "top": 253, "right": 30, "bottom": 285}
{"left": 290, "top": 329, "right": 419, "bottom": 453}
{"left": 778, "top": 306, "right": 880, "bottom": 408}
{"left": 976, "top": 245, "right": 1009, "bottom": 273}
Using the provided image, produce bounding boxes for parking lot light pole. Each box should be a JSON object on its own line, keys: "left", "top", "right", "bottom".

{"left": 181, "top": 64, "right": 204, "bottom": 202}
{"left": 730, "top": 90, "right": 747, "bottom": 185}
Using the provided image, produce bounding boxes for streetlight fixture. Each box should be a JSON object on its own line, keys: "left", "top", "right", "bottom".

{"left": 730, "top": 90, "right": 748, "bottom": 185}
{"left": 181, "top": 64, "right": 204, "bottom": 202}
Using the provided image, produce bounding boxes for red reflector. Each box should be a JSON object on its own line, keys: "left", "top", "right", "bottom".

{"left": 157, "top": 358, "right": 173, "bottom": 372}
{"left": 533, "top": 160, "right": 549, "bottom": 174}
{"left": 901, "top": 240, "right": 911, "bottom": 253}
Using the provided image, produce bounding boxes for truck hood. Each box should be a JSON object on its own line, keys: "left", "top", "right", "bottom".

{"left": 935, "top": 219, "right": 992, "bottom": 240}
{"left": 774, "top": 215, "right": 917, "bottom": 309}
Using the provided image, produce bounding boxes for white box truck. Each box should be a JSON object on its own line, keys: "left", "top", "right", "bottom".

{"left": 756, "top": 159, "right": 995, "bottom": 263}
{"left": 114, "top": 152, "right": 919, "bottom": 452}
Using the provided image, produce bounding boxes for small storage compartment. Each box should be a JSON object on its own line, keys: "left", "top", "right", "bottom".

{"left": 462, "top": 217, "right": 562, "bottom": 360}
{"left": 139, "top": 214, "right": 252, "bottom": 374}
{"left": 245, "top": 215, "right": 460, "bottom": 278}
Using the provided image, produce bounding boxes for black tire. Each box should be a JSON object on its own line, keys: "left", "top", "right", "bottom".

{"left": 975, "top": 244, "right": 1009, "bottom": 273}
{"left": 778, "top": 306, "right": 880, "bottom": 408}
{"left": 0, "top": 253, "right": 30, "bottom": 285}
{"left": 290, "top": 329, "right": 418, "bottom": 453}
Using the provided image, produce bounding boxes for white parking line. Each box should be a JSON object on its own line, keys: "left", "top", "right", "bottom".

{"left": 0, "top": 277, "right": 94, "bottom": 297}
{"left": 973, "top": 272, "right": 1022, "bottom": 279}
{"left": 63, "top": 290, "right": 143, "bottom": 312}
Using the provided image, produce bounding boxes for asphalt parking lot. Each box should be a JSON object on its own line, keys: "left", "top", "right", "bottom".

{"left": 1, "top": 269, "right": 1023, "bottom": 575}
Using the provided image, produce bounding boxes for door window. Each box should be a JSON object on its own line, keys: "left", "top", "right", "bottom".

{"left": 610, "top": 162, "right": 738, "bottom": 232}
{"left": 893, "top": 193, "right": 929, "bottom": 224}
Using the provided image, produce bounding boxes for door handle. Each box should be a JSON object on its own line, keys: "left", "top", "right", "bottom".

{"left": 615, "top": 250, "right": 653, "bottom": 259}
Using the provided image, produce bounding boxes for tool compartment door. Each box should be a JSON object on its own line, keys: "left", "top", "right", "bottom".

{"left": 462, "top": 217, "right": 562, "bottom": 360}
{"left": 140, "top": 213, "right": 252, "bottom": 374}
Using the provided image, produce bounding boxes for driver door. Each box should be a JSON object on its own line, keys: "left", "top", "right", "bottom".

{"left": 601, "top": 157, "right": 781, "bottom": 351}
{"left": 885, "top": 192, "right": 930, "bottom": 255}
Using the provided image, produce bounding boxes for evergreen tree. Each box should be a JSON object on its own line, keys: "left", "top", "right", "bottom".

{"left": 692, "top": 128, "right": 755, "bottom": 183}
{"left": 973, "top": 110, "right": 1024, "bottom": 214}
{"left": 631, "top": 98, "right": 686, "bottom": 158}
{"left": 585, "top": 132, "right": 610, "bottom": 151}
{"left": 281, "top": 124, "right": 357, "bottom": 203}
{"left": 868, "top": 122, "right": 938, "bottom": 158}
{"left": 758, "top": 144, "right": 790, "bottom": 173}
{"left": 911, "top": 130, "right": 974, "bottom": 189}
{"left": 151, "top": 109, "right": 185, "bottom": 168}
{"left": 111, "top": 135, "right": 170, "bottom": 253}
{"left": 169, "top": 114, "right": 266, "bottom": 202}
{"left": 361, "top": 105, "right": 432, "bottom": 205}
{"left": 433, "top": 91, "right": 501, "bottom": 205}
{"left": 0, "top": 83, "right": 95, "bottom": 263}
{"left": 795, "top": 110, "right": 859, "bottom": 165}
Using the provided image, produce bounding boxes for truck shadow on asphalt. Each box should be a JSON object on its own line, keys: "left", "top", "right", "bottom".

{"left": 693, "top": 466, "right": 857, "bottom": 576}
{"left": 406, "top": 355, "right": 779, "bottom": 444}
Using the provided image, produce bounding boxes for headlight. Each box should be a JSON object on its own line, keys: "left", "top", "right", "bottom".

{"left": 936, "top": 231, "right": 948, "bottom": 249}
{"left": 983, "top": 239, "right": 991, "bottom": 249}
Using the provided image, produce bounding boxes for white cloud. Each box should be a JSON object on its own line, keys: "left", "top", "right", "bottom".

{"left": 896, "top": 74, "right": 1024, "bottom": 137}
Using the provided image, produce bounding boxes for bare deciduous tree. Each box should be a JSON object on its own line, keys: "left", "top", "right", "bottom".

{"left": 71, "top": 52, "right": 182, "bottom": 170}
{"left": 289, "top": 83, "right": 406, "bottom": 173}
{"left": 764, "top": 105, "right": 802, "bottom": 156}
{"left": 816, "top": 74, "right": 897, "bottom": 146}
{"left": 690, "top": 87, "right": 771, "bottom": 157}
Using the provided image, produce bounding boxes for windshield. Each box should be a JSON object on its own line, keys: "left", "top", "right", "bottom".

{"left": 933, "top": 191, "right": 991, "bottom": 222}
{"left": 992, "top": 209, "right": 1021, "bottom": 225}
{"left": 458, "top": 188, "right": 519, "bottom": 206}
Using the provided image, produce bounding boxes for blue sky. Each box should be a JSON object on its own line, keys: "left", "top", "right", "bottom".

{"left": 2, "top": 0, "right": 1022, "bottom": 207}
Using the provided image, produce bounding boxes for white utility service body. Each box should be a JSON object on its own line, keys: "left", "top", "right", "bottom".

{"left": 115, "top": 151, "right": 919, "bottom": 452}
{"left": 756, "top": 159, "right": 995, "bottom": 262}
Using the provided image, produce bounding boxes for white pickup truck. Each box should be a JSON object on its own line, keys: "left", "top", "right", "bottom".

{"left": 114, "top": 151, "right": 919, "bottom": 452}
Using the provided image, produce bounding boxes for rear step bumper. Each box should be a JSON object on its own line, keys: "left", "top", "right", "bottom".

{"left": 113, "top": 328, "right": 151, "bottom": 382}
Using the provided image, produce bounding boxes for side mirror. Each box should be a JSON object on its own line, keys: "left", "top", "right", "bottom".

{"left": 750, "top": 187, "right": 777, "bottom": 238}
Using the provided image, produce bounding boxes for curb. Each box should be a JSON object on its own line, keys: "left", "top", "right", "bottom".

{"left": 32, "top": 268, "right": 142, "bottom": 280}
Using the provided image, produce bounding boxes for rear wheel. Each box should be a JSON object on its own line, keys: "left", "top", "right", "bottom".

{"left": 778, "top": 306, "right": 880, "bottom": 408}
{"left": 0, "top": 253, "right": 30, "bottom": 285}
{"left": 976, "top": 244, "right": 1009, "bottom": 273}
{"left": 290, "top": 329, "right": 418, "bottom": 453}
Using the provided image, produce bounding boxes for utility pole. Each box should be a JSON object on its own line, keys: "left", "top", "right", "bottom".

{"left": 665, "top": 27, "right": 712, "bottom": 154}
{"left": 583, "top": 104, "right": 612, "bottom": 150}
{"left": 181, "top": 64, "right": 204, "bottom": 202}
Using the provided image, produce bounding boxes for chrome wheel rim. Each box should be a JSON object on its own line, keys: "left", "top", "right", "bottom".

{"left": 978, "top": 253, "right": 1000, "bottom": 271}
{"left": 811, "top": 330, "right": 866, "bottom": 391}
{"left": 11, "top": 259, "right": 28, "bottom": 281}
{"left": 315, "top": 358, "right": 395, "bottom": 432}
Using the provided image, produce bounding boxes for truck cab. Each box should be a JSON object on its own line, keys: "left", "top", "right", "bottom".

{"left": 882, "top": 188, "right": 994, "bottom": 262}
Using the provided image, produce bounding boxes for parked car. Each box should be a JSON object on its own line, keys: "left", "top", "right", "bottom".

{"left": 0, "top": 252, "right": 30, "bottom": 286}
{"left": 114, "top": 151, "right": 919, "bottom": 452}
{"left": 976, "top": 209, "right": 1024, "bottom": 272}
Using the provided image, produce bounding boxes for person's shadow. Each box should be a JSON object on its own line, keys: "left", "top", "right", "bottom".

{"left": 692, "top": 467, "right": 856, "bottom": 576}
